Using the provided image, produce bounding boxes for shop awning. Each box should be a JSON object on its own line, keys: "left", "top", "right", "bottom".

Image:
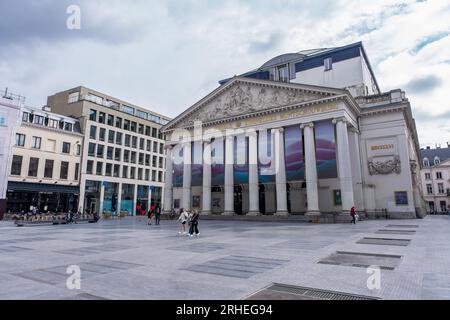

{"left": 7, "top": 181, "right": 80, "bottom": 194}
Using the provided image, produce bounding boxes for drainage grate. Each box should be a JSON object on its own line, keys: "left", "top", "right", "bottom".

{"left": 357, "top": 237, "right": 411, "bottom": 247}
{"left": 376, "top": 229, "right": 416, "bottom": 235}
{"left": 182, "top": 255, "right": 289, "bottom": 279}
{"left": 386, "top": 225, "right": 419, "bottom": 228}
{"left": 245, "top": 283, "right": 380, "bottom": 300}
{"left": 318, "top": 251, "right": 402, "bottom": 270}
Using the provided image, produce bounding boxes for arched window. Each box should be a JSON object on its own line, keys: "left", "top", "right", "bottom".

{"left": 434, "top": 157, "right": 441, "bottom": 166}
{"left": 423, "top": 158, "right": 430, "bottom": 167}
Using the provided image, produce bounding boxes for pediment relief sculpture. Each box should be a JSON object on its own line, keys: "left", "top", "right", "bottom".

{"left": 177, "top": 83, "right": 327, "bottom": 127}
{"left": 368, "top": 155, "right": 401, "bottom": 175}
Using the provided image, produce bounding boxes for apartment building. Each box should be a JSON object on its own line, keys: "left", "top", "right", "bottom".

{"left": 7, "top": 106, "right": 83, "bottom": 213}
{"left": 421, "top": 146, "right": 450, "bottom": 213}
{"left": 47, "top": 87, "right": 170, "bottom": 216}
{"left": 0, "top": 94, "right": 23, "bottom": 219}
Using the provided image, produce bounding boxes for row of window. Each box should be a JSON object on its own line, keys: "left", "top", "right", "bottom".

{"left": 87, "top": 143, "right": 164, "bottom": 168}
{"left": 423, "top": 157, "right": 441, "bottom": 167}
{"left": 426, "top": 183, "right": 448, "bottom": 195}
{"left": 11, "top": 155, "right": 79, "bottom": 181}
{"left": 424, "top": 172, "right": 444, "bottom": 180}
{"left": 89, "top": 126, "right": 164, "bottom": 154}
{"left": 428, "top": 201, "right": 448, "bottom": 213}
{"left": 71, "top": 92, "right": 169, "bottom": 125}
{"left": 15, "top": 134, "right": 79, "bottom": 155}
{"left": 22, "top": 112, "right": 75, "bottom": 132}
{"left": 89, "top": 109, "right": 163, "bottom": 139}
{"left": 86, "top": 160, "right": 163, "bottom": 182}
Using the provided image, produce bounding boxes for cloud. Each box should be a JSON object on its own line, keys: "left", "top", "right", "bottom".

{"left": 405, "top": 75, "right": 443, "bottom": 94}
{"left": 0, "top": 0, "right": 148, "bottom": 47}
{"left": 247, "top": 32, "right": 284, "bottom": 54}
{"left": 0, "top": 0, "right": 449, "bottom": 147}
{"left": 409, "top": 32, "right": 450, "bottom": 55}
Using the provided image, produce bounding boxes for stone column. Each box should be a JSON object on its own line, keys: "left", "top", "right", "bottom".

{"left": 148, "top": 186, "right": 152, "bottom": 214}
{"left": 163, "top": 145, "right": 173, "bottom": 214}
{"left": 247, "top": 131, "right": 260, "bottom": 215}
{"left": 99, "top": 182, "right": 105, "bottom": 217}
{"left": 272, "top": 128, "right": 289, "bottom": 215}
{"left": 349, "top": 127, "right": 365, "bottom": 215}
{"left": 301, "top": 122, "right": 320, "bottom": 215}
{"left": 202, "top": 140, "right": 212, "bottom": 215}
{"left": 133, "top": 184, "right": 138, "bottom": 216}
{"left": 78, "top": 178, "right": 86, "bottom": 213}
{"left": 333, "top": 117, "right": 355, "bottom": 214}
{"left": 182, "top": 142, "right": 192, "bottom": 210}
{"left": 223, "top": 134, "right": 235, "bottom": 215}
{"left": 117, "top": 182, "right": 122, "bottom": 216}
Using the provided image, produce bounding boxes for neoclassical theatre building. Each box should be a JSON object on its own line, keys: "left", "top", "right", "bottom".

{"left": 161, "top": 42, "right": 425, "bottom": 220}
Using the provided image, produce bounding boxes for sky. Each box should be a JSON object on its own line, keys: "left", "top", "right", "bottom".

{"left": 0, "top": 0, "right": 449, "bottom": 147}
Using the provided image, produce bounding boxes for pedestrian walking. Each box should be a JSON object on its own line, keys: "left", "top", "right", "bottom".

{"left": 147, "top": 206, "right": 155, "bottom": 225}
{"left": 350, "top": 206, "right": 357, "bottom": 224}
{"left": 155, "top": 205, "right": 161, "bottom": 225}
{"left": 188, "top": 209, "right": 200, "bottom": 237}
{"left": 178, "top": 208, "right": 189, "bottom": 235}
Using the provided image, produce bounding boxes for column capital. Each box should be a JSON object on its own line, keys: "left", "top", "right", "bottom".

{"left": 350, "top": 126, "right": 360, "bottom": 134}
{"left": 247, "top": 130, "right": 258, "bottom": 137}
{"left": 332, "top": 117, "right": 348, "bottom": 125}
{"left": 225, "top": 134, "right": 234, "bottom": 141}
{"left": 271, "top": 127, "right": 284, "bottom": 134}
{"left": 300, "top": 122, "right": 314, "bottom": 129}
{"left": 203, "top": 137, "right": 212, "bottom": 144}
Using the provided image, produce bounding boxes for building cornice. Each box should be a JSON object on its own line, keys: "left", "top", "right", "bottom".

{"left": 161, "top": 77, "right": 356, "bottom": 133}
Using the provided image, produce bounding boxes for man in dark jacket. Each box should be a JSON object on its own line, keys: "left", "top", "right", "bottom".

{"left": 188, "top": 209, "right": 200, "bottom": 237}
{"left": 155, "top": 206, "right": 161, "bottom": 225}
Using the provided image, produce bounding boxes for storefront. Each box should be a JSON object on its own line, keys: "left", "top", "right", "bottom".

{"left": 6, "top": 182, "right": 79, "bottom": 213}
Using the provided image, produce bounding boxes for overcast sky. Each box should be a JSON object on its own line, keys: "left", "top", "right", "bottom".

{"left": 1, "top": 0, "right": 449, "bottom": 147}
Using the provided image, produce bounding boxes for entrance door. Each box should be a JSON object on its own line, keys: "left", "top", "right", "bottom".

{"left": 234, "top": 185, "right": 243, "bottom": 215}
{"left": 259, "top": 184, "right": 266, "bottom": 215}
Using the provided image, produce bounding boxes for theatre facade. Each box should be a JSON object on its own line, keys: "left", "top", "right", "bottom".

{"left": 161, "top": 44, "right": 425, "bottom": 220}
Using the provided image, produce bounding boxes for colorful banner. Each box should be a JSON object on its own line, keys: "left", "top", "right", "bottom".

{"left": 315, "top": 120, "right": 338, "bottom": 179}
{"left": 284, "top": 125, "right": 305, "bottom": 181}
{"left": 234, "top": 135, "right": 248, "bottom": 184}
{"left": 258, "top": 130, "right": 275, "bottom": 183}
{"left": 172, "top": 145, "right": 184, "bottom": 187}
{"left": 191, "top": 141, "right": 203, "bottom": 186}
{"left": 211, "top": 138, "right": 225, "bottom": 186}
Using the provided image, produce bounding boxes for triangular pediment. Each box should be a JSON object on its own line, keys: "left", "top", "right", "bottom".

{"left": 162, "top": 77, "right": 347, "bottom": 131}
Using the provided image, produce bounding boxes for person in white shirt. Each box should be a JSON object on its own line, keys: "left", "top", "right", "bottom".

{"left": 177, "top": 208, "right": 189, "bottom": 235}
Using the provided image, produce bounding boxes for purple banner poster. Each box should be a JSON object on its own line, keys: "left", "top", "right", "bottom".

{"left": 284, "top": 125, "right": 305, "bottom": 181}
{"left": 315, "top": 120, "right": 338, "bottom": 179}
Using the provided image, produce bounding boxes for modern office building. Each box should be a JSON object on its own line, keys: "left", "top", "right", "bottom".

{"left": 420, "top": 145, "right": 450, "bottom": 214}
{"left": 47, "top": 87, "right": 170, "bottom": 216}
{"left": 6, "top": 106, "right": 83, "bottom": 213}
{"left": 161, "top": 42, "right": 426, "bottom": 221}
{"left": 0, "top": 92, "right": 23, "bottom": 220}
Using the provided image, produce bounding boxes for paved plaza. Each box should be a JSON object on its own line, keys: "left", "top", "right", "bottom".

{"left": 0, "top": 215, "right": 450, "bottom": 300}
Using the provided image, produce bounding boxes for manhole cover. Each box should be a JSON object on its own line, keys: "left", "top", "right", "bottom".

{"left": 318, "top": 251, "right": 402, "bottom": 270}
{"left": 357, "top": 237, "right": 411, "bottom": 246}
{"left": 245, "top": 283, "right": 380, "bottom": 300}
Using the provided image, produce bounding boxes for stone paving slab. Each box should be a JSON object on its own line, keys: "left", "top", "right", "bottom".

{"left": 0, "top": 215, "right": 450, "bottom": 299}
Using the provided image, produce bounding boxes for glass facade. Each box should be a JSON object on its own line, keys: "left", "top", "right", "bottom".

{"left": 103, "top": 182, "right": 119, "bottom": 215}
{"left": 121, "top": 184, "right": 134, "bottom": 216}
